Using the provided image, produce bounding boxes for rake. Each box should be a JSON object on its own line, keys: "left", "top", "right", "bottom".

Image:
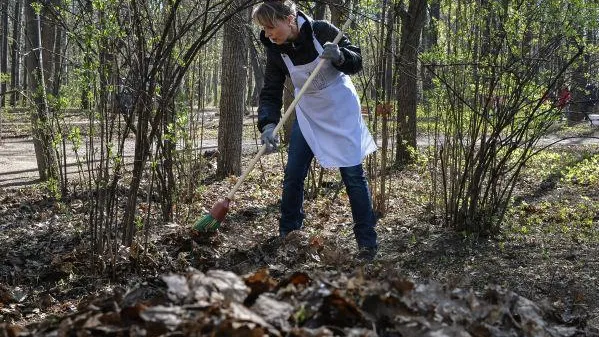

{"left": 193, "top": 15, "right": 353, "bottom": 232}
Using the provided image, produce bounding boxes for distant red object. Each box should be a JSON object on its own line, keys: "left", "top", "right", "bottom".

{"left": 557, "top": 87, "right": 572, "bottom": 109}
{"left": 375, "top": 103, "right": 392, "bottom": 117}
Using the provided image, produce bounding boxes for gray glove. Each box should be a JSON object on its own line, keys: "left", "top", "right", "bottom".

{"left": 320, "top": 42, "right": 345, "bottom": 66}
{"left": 260, "top": 123, "right": 279, "bottom": 155}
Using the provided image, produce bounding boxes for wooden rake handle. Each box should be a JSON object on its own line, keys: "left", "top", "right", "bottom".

{"left": 226, "top": 14, "right": 354, "bottom": 201}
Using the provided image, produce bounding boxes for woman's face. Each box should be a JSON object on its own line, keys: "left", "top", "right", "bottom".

{"left": 262, "top": 15, "right": 295, "bottom": 45}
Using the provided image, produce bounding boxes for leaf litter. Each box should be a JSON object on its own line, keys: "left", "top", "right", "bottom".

{"left": 0, "top": 152, "right": 598, "bottom": 335}
{"left": 0, "top": 266, "right": 584, "bottom": 336}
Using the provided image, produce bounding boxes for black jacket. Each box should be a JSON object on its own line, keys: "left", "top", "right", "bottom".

{"left": 257, "top": 11, "right": 363, "bottom": 132}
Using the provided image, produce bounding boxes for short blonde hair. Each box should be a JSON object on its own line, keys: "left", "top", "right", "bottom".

{"left": 252, "top": 0, "right": 297, "bottom": 28}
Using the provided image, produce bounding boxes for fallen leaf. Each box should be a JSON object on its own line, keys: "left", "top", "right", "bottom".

{"left": 244, "top": 268, "right": 277, "bottom": 305}
{"left": 139, "top": 305, "right": 183, "bottom": 331}
{"left": 276, "top": 272, "right": 312, "bottom": 291}
{"left": 162, "top": 274, "right": 190, "bottom": 303}
{"left": 318, "top": 290, "right": 365, "bottom": 327}
{"left": 251, "top": 294, "right": 294, "bottom": 330}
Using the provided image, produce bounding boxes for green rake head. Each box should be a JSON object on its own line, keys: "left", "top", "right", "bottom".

{"left": 192, "top": 198, "right": 230, "bottom": 232}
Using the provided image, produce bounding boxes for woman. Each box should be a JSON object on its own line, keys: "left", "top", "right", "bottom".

{"left": 252, "top": 0, "right": 378, "bottom": 261}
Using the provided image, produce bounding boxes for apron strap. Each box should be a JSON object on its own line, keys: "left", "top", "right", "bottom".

{"left": 297, "top": 15, "right": 306, "bottom": 28}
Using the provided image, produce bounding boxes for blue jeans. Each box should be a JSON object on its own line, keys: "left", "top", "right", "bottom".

{"left": 279, "top": 121, "right": 378, "bottom": 249}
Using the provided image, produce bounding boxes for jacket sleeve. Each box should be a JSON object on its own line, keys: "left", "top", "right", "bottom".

{"left": 257, "top": 50, "right": 287, "bottom": 132}
{"left": 313, "top": 21, "right": 363, "bottom": 75}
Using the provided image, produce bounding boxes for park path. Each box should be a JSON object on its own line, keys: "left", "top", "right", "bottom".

{"left": 0, "top": 136, "right": 267, "bottom": 188}
{"left": 0, "top": 108, "right": 264, "bottom": 188}
{"left": 0, "top": 137, "right": 47, "bottom": 188}
{"left": 2, "top": 116, "right": 599, "bottom": 189}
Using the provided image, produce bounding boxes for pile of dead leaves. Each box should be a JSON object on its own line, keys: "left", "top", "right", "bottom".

{"left": 0, "top": 267, "right": 584, "bottom": 337}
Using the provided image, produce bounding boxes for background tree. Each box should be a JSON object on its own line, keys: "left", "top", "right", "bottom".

{"left": 24, "top": 0, "right": 59, "bottom": 182}
{"left": 394, "top": 0, "right": 427, "bottom": 165}
{"left": 10, "top": 0, "right": 24, "bottom": 106}
{"left": 248, "top": 32, "right": 264, "bottom": 107}
{"left": 420, "top": 0, "right": 439, "bottom": 97}
{"left": 1, "top": 0, "right": 8, "bottom": 108}
{"left": 370, "top": 0, "right": 395, "bottom": 215}
{"left": 569, "top": 16, "right": 599, "bottom": 123}
{"left": 216, "top": 0, "right": 250, "bottom": 178}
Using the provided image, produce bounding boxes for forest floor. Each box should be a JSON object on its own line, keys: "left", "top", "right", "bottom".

{"left": 1, "top": 111, "right": 599, "bottom": 335}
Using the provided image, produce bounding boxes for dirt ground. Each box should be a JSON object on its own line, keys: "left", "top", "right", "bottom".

{"left": 1, "top": 116, "right": 599, "bottom": 335}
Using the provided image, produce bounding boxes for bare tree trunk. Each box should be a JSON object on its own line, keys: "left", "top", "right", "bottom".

{"left": 372, "top": 2, "right": 394, "bottom": 216}
{"left": 0, "top": 0, "right": 7, "bottom": 142}
{"left": 80, "top": 53, "right": 92, "bottom": 110}
{"left": 197, "top": 58, "right": 205, "bottom": 109}
{"left": 51, "top": 0, "right": 68, "bottom": 195}
{"left": 420, "top": 0, "right": 439, "bottom": 97}
{"left": 216, "top": 0, "right": 249, "bottom": 178}
{"left": 212, "top": 66, "right": 219, "bottom": 106}
{"left": 313, "top": 1, "right": 326, "bottom": 20}
{"left": 122, "top": 90, "right": 152, "bottom": 246}
{"left": 50, "top": 7, "right": 63, "bottom": 98}
{"left": 158, "top": 95, "right": 176, "bottom": 222}
{"left": 248, "top": 34, "right": 264, "bottom": 107}
{"left": 328, "top": 0, "right": 345, "bottom": 27}
{"left": 1, "top": 0, "right": 8, "bottom": 108}
{"left": 25, "top": 0, "right": 59, "bottom": 182}
{"left": 395, "top": 0, "right": 427, "bottom": 165}
{"left": 569, "top": 29, "right": 594, "bottom": 123}
{"left": 156, "top": 47, "right": 177, "bottom": 222}
{"left": 80, "top": 0, "right": 93, "bottom": 110}
{"left": 122, "top": 36, "right": 154, "bottom": 246}
{"left": 10, "top": 0, "right": 23, "bottom": 106}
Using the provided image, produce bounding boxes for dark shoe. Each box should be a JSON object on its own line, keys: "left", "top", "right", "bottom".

{"left": 357, "top": 246, "right": 377, "bottom": 263}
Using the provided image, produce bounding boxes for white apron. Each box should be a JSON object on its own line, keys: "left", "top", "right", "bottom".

{"left": 280, "top": 18, "right": 377, "bottom": 168}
